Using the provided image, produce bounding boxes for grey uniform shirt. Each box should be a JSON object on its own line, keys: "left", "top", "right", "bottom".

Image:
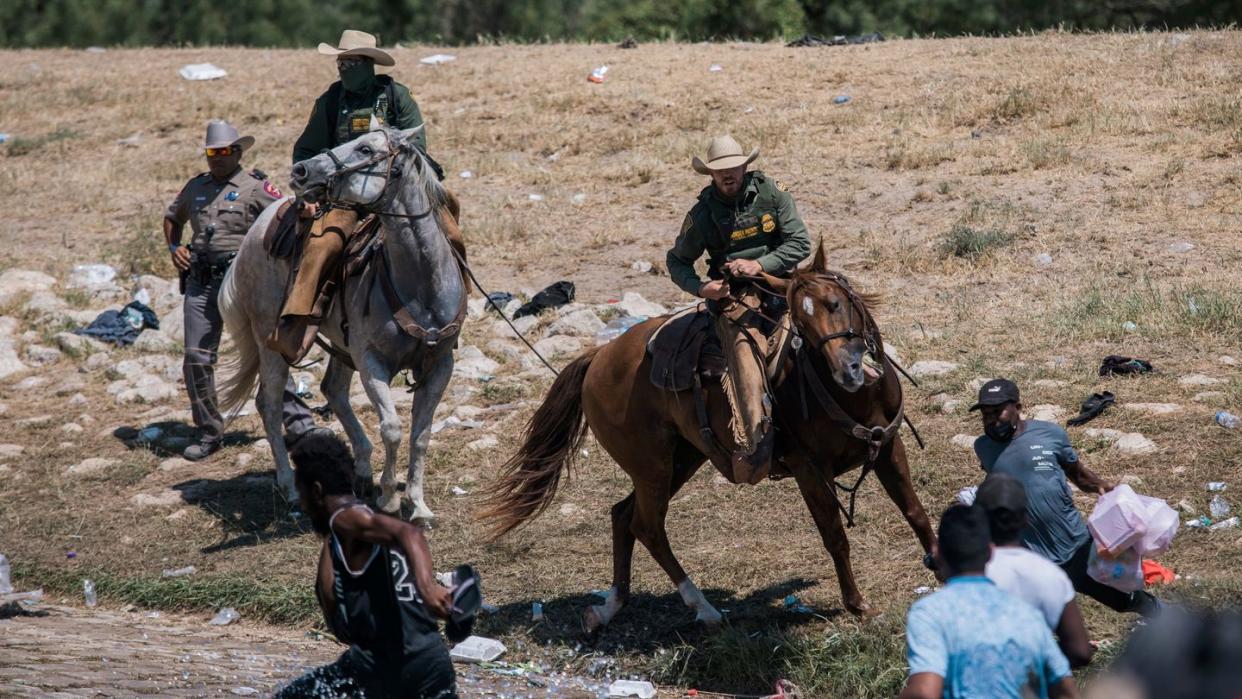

{"left": 166, "top": 167, "right": 283, "bottom": 264}
{"left": 975, "top": 420, "right": 1091, "bottom": 565}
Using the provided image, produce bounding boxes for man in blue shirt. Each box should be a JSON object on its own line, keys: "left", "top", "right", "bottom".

{"left": 971, "top": 378, "right": 1159, "bottom": 617}
{"left": 900, "top": 505, "right": 1078, "bottom": 699}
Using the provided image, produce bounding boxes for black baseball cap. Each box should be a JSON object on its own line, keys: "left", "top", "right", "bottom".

{"left": 969, "top": 378, "right": 1020, "bottom": 411}
{"left": 975, "top": 473, "right": 1028, "bottom": 514}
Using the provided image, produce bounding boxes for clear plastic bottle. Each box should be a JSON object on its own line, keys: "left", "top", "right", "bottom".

{"left": 83, "top": 579, "right": 97, "bottom": 607}
{"left": 1216, "top": 411, "right": 1240, "bottom": 429}
{"left": 0, "top": 553, "right": 12, "bottom": 594}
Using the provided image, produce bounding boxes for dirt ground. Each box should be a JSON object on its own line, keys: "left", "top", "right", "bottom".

{"left": 2, "top": 31, "right": 1241, "bottom": 696}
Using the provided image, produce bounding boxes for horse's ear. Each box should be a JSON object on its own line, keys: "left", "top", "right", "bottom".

{"left": 810, "top": 238, "right": 828, "bottom": 272}
{"left": 397, "top": 124, "right": 426, "bottom": 147}
{"left": 760, "top": 272, "right": 789, "bottom": 295}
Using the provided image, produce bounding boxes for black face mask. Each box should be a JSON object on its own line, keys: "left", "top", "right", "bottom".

{"left": 985, "top": 421, "right": 1017, "bottom": 442}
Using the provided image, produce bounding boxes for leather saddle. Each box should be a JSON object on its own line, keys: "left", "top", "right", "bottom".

{"left": 646, "top": 305, "right": 727, "bottom": 392}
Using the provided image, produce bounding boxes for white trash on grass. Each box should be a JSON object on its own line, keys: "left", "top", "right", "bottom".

{"left": 608, "top": 679, "right": 657, "bottom": 698}
{"left": 209, "top": 607, "right": 240, "bottom": 625}
{"left": 419, "top": 54, "right": 457, "bottom": 65}
{"left": 179, "top": 63, "right": 228, "bottom": 81}
{"left": 450, "top": 635, "right": 506, "bottom": 663}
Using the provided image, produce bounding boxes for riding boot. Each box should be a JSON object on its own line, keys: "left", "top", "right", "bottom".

{"left": 715, "top": 292, "right": 775, "bottom": 485}
{"left": 265, "top": 207, "right": 357, "bottom": 364}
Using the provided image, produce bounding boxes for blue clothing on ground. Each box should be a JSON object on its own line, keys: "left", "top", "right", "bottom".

{"left": 906, "top": 576, "right": 1071, "bottom": 699}
{"left": 975, "top": 420, "right": 1091, "bottom": 565}
{"left": 74, "top": 301, "right": 160, "bottom": 346}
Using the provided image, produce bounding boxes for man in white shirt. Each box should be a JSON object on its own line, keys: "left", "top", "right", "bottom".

{"left": 978, "top": 474, "right": 1095, "bottom": 668}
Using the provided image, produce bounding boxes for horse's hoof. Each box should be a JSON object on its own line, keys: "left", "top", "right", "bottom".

{"left": 846, "top": 601, "right": 880, "bottom": 619}
{"left": 695, "top": 608, "right": 724, "bottom": 627}
{"left": 408, "top": 503, "right": 436, "bottom": 526}
{"left": 582, "top": 607, "right": 605, "bottom": 638}
{"left": 377, "top": 491, "right": 401, "bottom": 514}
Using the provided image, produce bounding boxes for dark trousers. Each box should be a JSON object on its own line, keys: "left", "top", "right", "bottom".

{"left": 183, "top": 273, "right": 315, "bottom": 444}
{"left": 276, "top": 647, "right": 458, "bottom": 699}
{"left": 1060, "top": 539, "right": 1159, "bottom": 616}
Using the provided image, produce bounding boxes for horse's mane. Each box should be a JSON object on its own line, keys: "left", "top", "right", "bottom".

{"left": 789, "top": 268, "right": 883, "bottom": 313}
{"left": 388, "top": 126, "right": 448, "bottom": 215}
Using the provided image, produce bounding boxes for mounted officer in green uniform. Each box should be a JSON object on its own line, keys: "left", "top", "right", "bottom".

{"left": 267, "top": 30, "right": 465, "bottom": 364}
{"left": 666, "top": 135, "right": 812, "bottom": 484}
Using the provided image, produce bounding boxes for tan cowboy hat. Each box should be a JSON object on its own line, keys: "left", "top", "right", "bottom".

{"left": 203, "top": 120, "right": 254, "bottom": 151}
{"left": 691, "top": 135, "right": 759, "bottom": 175}
{"left": 318, "top": 30, "right": 395, "bottom": 67}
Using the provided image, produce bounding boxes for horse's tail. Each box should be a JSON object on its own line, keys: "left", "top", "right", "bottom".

{"left": 215, "top": 261, "right": 261, "bottom": 416}
{"left": 478, "top": 346, "right": 600, "bottom": 539}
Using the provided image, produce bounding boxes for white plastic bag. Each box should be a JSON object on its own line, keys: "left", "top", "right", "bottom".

{"left": 1087, "top": 484, "right": 1149, "bottom": 555}
{"left": 1134, "top": 493, "right": 1179, "bottom": 555}
{"left": 1087, "top": 546, "right": 1144, "bottom": 592}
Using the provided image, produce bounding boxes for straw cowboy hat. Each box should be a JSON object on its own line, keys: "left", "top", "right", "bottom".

{"left": 318, "top": 30, "right": 395, "bottom": 67}
{"left": 203, "top": 120, "right": 254, "bottom": 151}
{"left": 691, "top": 135, "right": 759, "bottom": 175}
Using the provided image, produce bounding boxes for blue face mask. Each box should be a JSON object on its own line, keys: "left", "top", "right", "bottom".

{"left": 339, "top": 60, "right": 375, "bottom": 93}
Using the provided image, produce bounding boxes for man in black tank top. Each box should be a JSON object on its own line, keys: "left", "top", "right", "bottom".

{"left": 276, "top": 433, "right": 458, "bottom": 699}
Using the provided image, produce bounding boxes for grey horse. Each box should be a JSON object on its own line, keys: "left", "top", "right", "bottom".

{"left": 217, "top": 126, "right": 464, "bottom": 522}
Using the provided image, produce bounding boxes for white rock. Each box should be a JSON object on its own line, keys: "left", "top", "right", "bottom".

{"left": 163, "top": 304, "right": 185, "bottom": 343}
{"left": 1121, "top": 403, "right": 1183, "bottom": 416}
{"left": 0, "top": 444, "right": 24, "bottom": 457}
{"left": 908, "top": 360, "right": 959, "bottom": 377}
{"left": 15, "top": 415, "right": 52, "bottom": 427}
{"left": 453, "top": 345, "right": 499, "bottom": 381}
{"left": 882, "top": 342, "right": 901, "bottom": 365}
{"left": 53, "top": 332, "right": 106, "bottom": 355}
{"left": 1179, "top": 374, "right": 1223, "bottom": 386}
{"left": 630, "top": 260, "right": 653, "bottom": 273}
{"left": 0, "top": 317, "right": 17, "bottom": 338}
{"left": 76, "top": 413, "right": 95, "bottom": 425}
{"left": 0, "top": 269, "right": 56, "bottom": 305}
{"left": 66, "top": 263, "right": 118, "bottom": 289}
{"left": 534, "top": 336, "right": 582, "bottom": 357}
{"left": 1030, "top": 379, "right": 1068, "bottom": 388}
{"left": 1194, "top": 391, "right": 1226, "bottom": 403}
{"left": 1028, "top": 404, "right": 1066, "bottom": 422}
{"left": 454, "top": 405, "right": 484, "bottom": 419}
{"left": 14, "top": 375, "right": 47, "bottom": 391}
{"left": 84, "top": 353, "right": 112, "bottom": 371}
{"left": 950, "top": 434, "right": 976, "bottom": 450}
{"left": 130, "top": 490, "right": 184, "bottom": 508}
{"left": 467, "top": 435, "right": 499, "bottom": 452}
{"left": 132, "top": 330, "right": 179, "bottom": 353}
{"left": 21, "top": 290, "right": 68, "bottom": 320}
{"left": 0, "top": 339, "right": 27, "bottom": 379}
{"left": 485, "top": 340, "right": 524, "bottom": 363}
{"left": 559, "top": 502, "right": 582, "bottom": 516}
{"left": 159, "top": 457, "right": 194, "bottom": 472}
{"left": 1084, "top": 428, "right": 1125, "bottom": 442}
{"left": 22, "top": 344, "right": 61, "bottom": 366}
{"left": 236, "top": 453, "right": 254, "bottom": 468}
{"left": 60, "top": 422, "right": 84, "bottom": 434}
{"left": 1114, "top": 433, "right": 1158, "bottom": 455}
{"left": 1220, "top": 355, "right": 1238, "bottom": 366}
{"left": 116, "top": 381, "right": 179, "bottom": 404}
{"left": 941, "top": 400, "right": 962, "bottom": 414}
{"left": 966, "top": 377, "right": 995, "bottom": 393}
{"left": 615, "top": 292, "right": 667, "bottom": 318}
{"left": 546, "top": 309, "right": 604, "bottom": 338}
{"left": 66, "top": 457, "right": 120, "bottom": 476}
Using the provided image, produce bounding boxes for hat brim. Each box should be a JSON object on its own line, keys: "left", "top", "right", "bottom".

{"left": 968, "top": 399, "right": 1015, "bottom": 412}
{"left": 205, "top": 135, "right": 255, "bottom": 151}
{"left": 692, "top": 146, "right": 759, "bottom": 175}
{"left": 318, "top": 43, "right": 396, "bottom": 67}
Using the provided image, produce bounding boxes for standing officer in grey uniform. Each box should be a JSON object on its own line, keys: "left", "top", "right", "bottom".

{"left": 164, "top": 120, "right": 319, "bottom": 461}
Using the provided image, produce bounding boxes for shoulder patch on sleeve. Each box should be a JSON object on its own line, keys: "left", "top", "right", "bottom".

{"left": 680, "top": 213, "right": 695, "bottom": 236}
{"left": 775, "top": 179, "right": 788, "bottom": 192}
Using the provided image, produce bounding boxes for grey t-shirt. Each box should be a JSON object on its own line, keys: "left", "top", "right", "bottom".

{"left": 975, "top": 420, "right": 1091, "bottom": 565}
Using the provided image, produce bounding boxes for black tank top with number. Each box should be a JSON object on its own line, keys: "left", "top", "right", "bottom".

{"left": 328, "top": 505, "right": 441, "bottom": 658}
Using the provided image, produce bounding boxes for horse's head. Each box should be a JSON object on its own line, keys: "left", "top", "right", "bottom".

{"left": 289, "top": 125, "right": 425, "bottom": 208}
{"left": 766, "top": 241, "right": 879, "bottom": 393}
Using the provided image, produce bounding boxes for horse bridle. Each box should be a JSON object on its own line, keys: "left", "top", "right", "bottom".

{"left": 783, "top": 272, "right": 880, "bottom": 358}
{"left": 320, "top": 130, "right": 410, "bottom": 209}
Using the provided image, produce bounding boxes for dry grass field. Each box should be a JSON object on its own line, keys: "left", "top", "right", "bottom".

{"left": 2, "top": 31, "right": 1242, "bottom": 696}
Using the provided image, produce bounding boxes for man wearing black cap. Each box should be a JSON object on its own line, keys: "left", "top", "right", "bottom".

{"left": 971, "top": 379, "right": 1159, "bottom": 617}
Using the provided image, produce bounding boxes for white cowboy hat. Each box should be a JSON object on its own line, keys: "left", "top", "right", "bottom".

{"left": 318, "top": 30, "right": 395, "bottom": 67}
{"left": 203, "top": 120, "right": 254, "bottom": 151}
{"left": 691, "top": 135, "right": 759, "bottom": 175}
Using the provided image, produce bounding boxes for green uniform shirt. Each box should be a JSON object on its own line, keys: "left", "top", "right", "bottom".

{"left": 292, "top": 76, "right": 425, "bottom": 164}
{"left": 666, "top": 170, "right": 812, "bottom": 296}
{"left": 165, "top": 167, "right": 283, "bottom": 263}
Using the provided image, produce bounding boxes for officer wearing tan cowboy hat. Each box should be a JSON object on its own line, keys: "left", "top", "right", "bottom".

{"left": 267, "top": 29, "right": 466, "bottom": 365}
{"left": 164, "top": 120, "right": 319, "bottom": 460}
{"left": 667, "top": 135, "right": 811, "bottom": 483}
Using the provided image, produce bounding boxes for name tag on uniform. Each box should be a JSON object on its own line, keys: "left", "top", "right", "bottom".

{"left": 351, "top": 116, "right": 371, "bottom": 132}
{"left": 731, "top": 226, "right": 759, "bottom": 241}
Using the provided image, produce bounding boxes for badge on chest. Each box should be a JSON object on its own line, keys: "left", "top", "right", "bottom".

{"left": 730, "top": 212, "right": 760, "bottom": 242}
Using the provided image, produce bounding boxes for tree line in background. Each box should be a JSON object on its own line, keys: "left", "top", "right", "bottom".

{"left": 2, "top": 0, "right": 1236, "bottom": 47}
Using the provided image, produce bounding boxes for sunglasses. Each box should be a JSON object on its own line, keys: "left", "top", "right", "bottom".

{"left": 204, "top": 146, "right": 235, "bottom": 157}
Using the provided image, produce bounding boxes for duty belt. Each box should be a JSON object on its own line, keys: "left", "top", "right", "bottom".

{"left": 191, "top": 252, "right": 236, "bottom": 283}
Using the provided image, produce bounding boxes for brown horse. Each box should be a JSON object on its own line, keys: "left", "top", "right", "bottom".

{"left": 480, "top": 244, "right": 936, "bottom": 634}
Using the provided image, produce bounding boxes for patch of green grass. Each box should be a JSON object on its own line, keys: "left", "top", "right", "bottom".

{"left": 1022, "top": 137, "right": 1071, "bottom": 170}
{"left": 481, "top": 378, "right": 536, "bottom": 405}
{"left": 12, "top": 562, "right": 318, "bottom": 627}
{"left": 650, "top": 616, "right": 908, "bottom": 697}
{"left": 991, "top": 86, "right": 1047, "bottom": 123}
{"left": 939, "top": 225, "right": 1012, "bottom": 259}
{"left": 4, "top": 128, "right": 80, "bottom": 157}
{"left": 106, "top": 217, "right": 168, "bottom": 277}
{"left": 1051, "top": 279, "right": 1242, "bottom": 344}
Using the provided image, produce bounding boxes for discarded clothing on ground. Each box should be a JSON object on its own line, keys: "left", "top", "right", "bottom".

{"left": 485, "top": 291, "right": 513, "bottom": 313}
{"left": 786, "top": 33, "right": 884, "bottom": 48}
{"left": 73, "top": 301, "right": 160, "bottom": 346}
{"left": 1100, "top": 355, "right": 1154, "bottom": 377}
{"left": 1067, "top": 391, "right": 1115, "bottom": 426}
{"left": 513, "top": 281, "right": 575, "bottom": 319}
{"left": 1142, "top": 559, "right": 1175, "bottom": 586}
